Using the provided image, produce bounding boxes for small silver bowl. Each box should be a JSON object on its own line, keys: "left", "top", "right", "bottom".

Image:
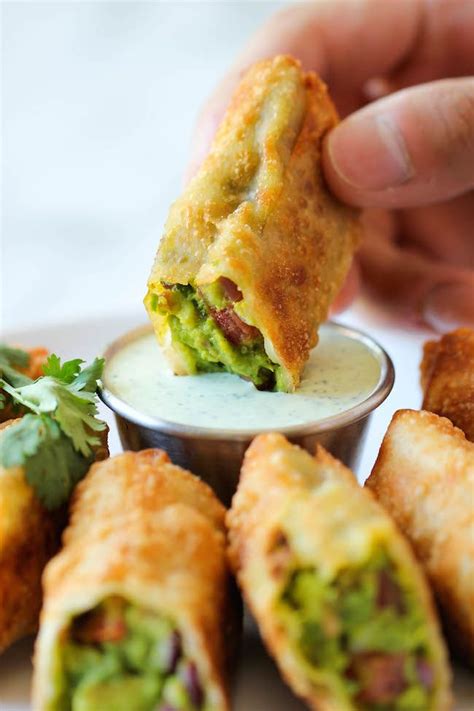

{"left": 100, "top": 323, "right": 394, "bottom": 505}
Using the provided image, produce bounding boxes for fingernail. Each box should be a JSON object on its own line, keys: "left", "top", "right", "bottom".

{"left": 328, "top": 113, "right": 414, "bottom": 191}
{"left": 423, "top": 282, "right": 474, "bottom": 332}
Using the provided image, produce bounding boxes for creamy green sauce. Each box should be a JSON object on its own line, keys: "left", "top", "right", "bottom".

{"left": 103, "top": 324, "right": 382, "bottom": 431}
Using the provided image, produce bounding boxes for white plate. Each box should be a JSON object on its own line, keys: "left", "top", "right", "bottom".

{"left": 1, "top": 313, "right": 473, "bottom": 710}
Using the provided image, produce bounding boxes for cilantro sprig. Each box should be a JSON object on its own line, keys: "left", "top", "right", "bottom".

{"left": 0, "top": 344, "right": 32, "bottom": 389}
{"left": 1, "top": 414, "right": 92, "bottom": 509}
{"left": 0, "top": 355, "right": 106, "bottom": 510}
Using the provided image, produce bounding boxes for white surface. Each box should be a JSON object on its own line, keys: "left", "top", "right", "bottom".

{"left": 2, "top": 2, "right": 473, "bottom": 708}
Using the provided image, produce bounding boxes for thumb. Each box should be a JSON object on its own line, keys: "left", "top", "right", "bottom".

{"left": 323, "top": 78, "right": 474, "bottom": 208}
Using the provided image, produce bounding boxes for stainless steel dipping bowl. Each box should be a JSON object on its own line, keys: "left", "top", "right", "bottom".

{"left": 100, "top": 323, "right": 394, "bottom": 505}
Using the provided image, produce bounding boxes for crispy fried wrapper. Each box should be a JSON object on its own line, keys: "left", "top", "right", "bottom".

{"left": 146, "top": 55, "right": 360, "bottom": 392}
{"left": 228, "top": 433, "right": 451, "bottom": 711}
{"left": 421, "top": 328, "right": 474, "bottom": 441}
{"left": 33, "top": 450, "right": 238, "bottom": 711}
{"left": 366, "top": 409, "right": 474, "bottom": 668}
{"left": 0, "top": 419, "right": 59, "bottom": 653}
{"left": 0, "top": 420, "right": 108, "bottom": 655}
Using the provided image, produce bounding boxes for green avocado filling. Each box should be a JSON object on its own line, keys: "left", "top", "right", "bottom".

{"left": 279, "top": 552, "right": 436, "bottom": 710}
{"left": 150, "top": 282, "right": 285, "bottom": 391}
{"left": 56, "top": 598, "right": 205, "bottom": 711}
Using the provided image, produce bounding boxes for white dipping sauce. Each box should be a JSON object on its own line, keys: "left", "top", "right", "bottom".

{"left": 104, "top": 325, "right": 382, "bottom": 431}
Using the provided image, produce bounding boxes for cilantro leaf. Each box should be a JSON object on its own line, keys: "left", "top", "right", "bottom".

{"left": 0, "top": 414, "right": 92, "bottom": 510}
{"left": 0, "top": 344, "right": 30, "bottom": 369}
{"left": 0, "top": 356, "right": 106, "bottom": 457}
{"left": 42, "top": 354, "right": 84, "bottom": 383}
{"left": 70, "top": 357, "right": 105, "bottom": 393}
{"left": 0, "top": 344, "right": 32, "bottom": 389}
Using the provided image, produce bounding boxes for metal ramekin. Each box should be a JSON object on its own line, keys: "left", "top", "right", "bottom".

{"left": 100, "top": 323, "right": 394, "bottom": 505}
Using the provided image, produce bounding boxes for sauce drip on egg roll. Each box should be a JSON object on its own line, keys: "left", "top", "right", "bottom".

{"left": 227, "top": 434, "right": 452, "bottom": 711}
{"left": 33, "top": 450, "right": 238, "bottom": 711}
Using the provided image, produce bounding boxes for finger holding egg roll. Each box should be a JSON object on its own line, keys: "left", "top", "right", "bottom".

{"left": 228, "top": 433, "right": 452, "bottom": 711}
{"left": 33, "top": 450, "right": 237, "bottom": 711}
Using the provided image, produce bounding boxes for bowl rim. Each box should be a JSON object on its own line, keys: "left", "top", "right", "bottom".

{"left": 99, "top": 321, "right": 395, "bottom": 442}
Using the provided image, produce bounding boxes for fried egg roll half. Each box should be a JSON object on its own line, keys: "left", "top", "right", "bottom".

{"left": 145, "top": 55, "right": 359, "bottom": 392}
{"left": 228, "top": 434, "right": 451, "bottom": 711}
{"left": 421, "top": 328, "right": 474, "bottom": 441}
{"left": 0, "top": 419, "right": 109, "bottom": 655}
{"left": 366, "top": 409, "right": 474, "bottom": 667}
{"left": 33, "top": 450, "right": 237, "bottom": 711}
{"left": 0, "top": 419, "right": 59, "bottom": 653}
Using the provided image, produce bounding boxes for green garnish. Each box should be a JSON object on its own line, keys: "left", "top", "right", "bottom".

{"left": 1, "top": 356, "right": 105, "bottom": 456}
{"left": 0, "top": 355, "right": 106, "bottom": 509}
{"left": 0, "top": 343, "right": 32, "bottom": 389}
{"left": 0, "top": 414, "right": 93, "bottom": 509}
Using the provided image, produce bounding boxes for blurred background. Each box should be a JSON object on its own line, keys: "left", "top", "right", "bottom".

{"left": 3, "top": 1, "right": 287, "bottom": 331}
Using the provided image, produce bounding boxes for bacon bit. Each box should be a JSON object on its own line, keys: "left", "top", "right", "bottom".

{"left": 218, "top": 277, "right": 243, "bottom": 303}
{"left": 376, "top": 570, "right": 404, "bottom": 613}
{"left": 72, "top": 608, "right": 126, "bottom": 644}
{"left": 268, "top": 531, "right": 292, "bottom": 577}
{"left": 349, "top": 652, "right": 407, "bottom": 704}
{"left": 210, "top": 306, "right": 260, "bottom": 345}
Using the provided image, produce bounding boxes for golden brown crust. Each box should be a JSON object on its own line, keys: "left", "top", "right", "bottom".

{"left": 228, "top": 433, "right": 452, "bottom": 711}
{"left": 146, "top": 55, "right": 360, "bottom": 390}
{"left": 0, "top": 419, "right": 108, "bottom": 655}
{"left": 33, "top": 450, "right": 235, "bottom": 711}
{"left": 420, "top": 328, "right": 474, "bottom": 441}
{"left": 0, "top": 419, "right": 60, "bottom": 653}
{"left": 366, "top": 409, "right": 474, "bottom": 667}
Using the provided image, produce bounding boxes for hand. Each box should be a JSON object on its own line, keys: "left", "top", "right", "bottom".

{"left": 187, "top": 0, "right": 474, "bottom": 331}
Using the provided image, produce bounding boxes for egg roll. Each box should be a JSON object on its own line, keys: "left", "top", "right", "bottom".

{"left": 228, "top": 433, "right": 451, "bottom": 711}
{"left": 0, "top": 418, "right": 109, "bottom": 655}
{"left": 0, "top": 418, "right": 59, "bottom": 653}
{"left": 33, "top": 450, "right": 237, "bottom": 711}
{"left": 366, "top": 409, "right": 474, "bottom": 667}
{"left": 421, "top": 328, "right": 474, "bottom": 441}
{"left": 145, "top": 55, "right": 359, "bottom": 392}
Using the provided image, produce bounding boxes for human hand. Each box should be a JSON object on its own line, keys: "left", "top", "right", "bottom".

{"left": 187, "top": 0, "right": 474, "bottom": 331}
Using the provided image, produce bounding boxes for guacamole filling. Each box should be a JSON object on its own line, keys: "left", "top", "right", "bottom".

{"left": 58, "top": 597, "right": 204, "bottom": 711}
{"left": 150, "top": 278, "right": 284, "bottom": 391}
{"left": 279, "top": 551, "right": 436, "bottom": 710}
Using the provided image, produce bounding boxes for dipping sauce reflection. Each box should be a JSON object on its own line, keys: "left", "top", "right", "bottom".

{"left": 104, "top": 324, "right": 382, "bottom": 431}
